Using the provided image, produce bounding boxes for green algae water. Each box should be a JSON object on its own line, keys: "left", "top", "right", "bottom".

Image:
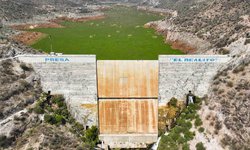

{"left": 31, "top": 7, "right": 183, "bottom": 60}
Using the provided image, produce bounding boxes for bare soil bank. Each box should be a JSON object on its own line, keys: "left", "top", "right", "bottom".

{"left": 144, "top": 23, "right": 198, "bottom": 54}
{"left": 12, "top": 32, "right": 46, "bottom": 45}
{"left": 170, "top": 40, "right": 196, "bottom": 54}
{"left": 52, "top": 15, "right": 106, "bottom": 23}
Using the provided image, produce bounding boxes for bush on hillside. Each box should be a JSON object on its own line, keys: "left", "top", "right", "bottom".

{"left": 76, "top": 126, "right": 99, "bottom": 149}
{"left": 158, "top": 97, "right": 204, "bottom": 150}
{"left": 44, "top": 114, "right": 56, "bottom": 124}
{"left": 33, "top": 94, "right": 99, "bottom": 147}
{"left": 183, "top": 143, "right": 190, "bottom": 150}
{"left": 33, "top": 105, "right": 44, "bottom": 114}
{"left": 51, "top": 95, "right": 65, "bottom": 107}
{"left": 20, "top": 63, "right": 32, "bottom": 71}
{"left": 0, "top": 135, "right": 13, "bottom": 148}
{"left": 169, "top": 97, "right": 178, "bottom": 107}
{"left": 196, "top": 142, "right": 206, "bottom": 150}
{"left": 195, "top": 118, "right": 203, "bottom": 127}
{"left": 198, "top": 127, "right": 205, "bottom": 133}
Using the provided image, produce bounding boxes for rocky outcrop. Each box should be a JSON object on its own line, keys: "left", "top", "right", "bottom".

{"left": 0, "top": 39, "right": 40, "bottom": 59}
{"left": 14, "top": 124, "right": 81, "bottom": 150}
{"left": 0, "top": 109, "right": 41, "bottom": 148}
{"left": 0, "top": 59, "right": 42, "bottom": 121}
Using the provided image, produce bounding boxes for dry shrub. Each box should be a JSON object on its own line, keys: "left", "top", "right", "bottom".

{"left": 226, "top": 81, "right": 234, "bottom": 87}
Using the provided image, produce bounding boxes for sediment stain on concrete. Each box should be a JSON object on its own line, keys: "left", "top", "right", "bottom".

{"left": 99, "top": 99, "right": 158, "bottom": 134}
{"left": 97, "top": 60, "right": 159, "bottom": 147}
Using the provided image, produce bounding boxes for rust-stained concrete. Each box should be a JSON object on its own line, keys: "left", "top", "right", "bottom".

{"left": 97, "top": 61, "right": 158, "bottom": 98}
{"left": 99, "top": 99, "right": 158, "bottom": 134}
{"left": 97, "top": 60, "right": 159, "bottom": 147}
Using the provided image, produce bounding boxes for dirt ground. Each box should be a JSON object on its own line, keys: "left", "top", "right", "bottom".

{"left": 52, "top": 15, "right": 106, "bottom": 23}
{"left": 144, "top": 23, "right": 197, "bottom": 54}
{"left": 170, "top": 40, "right": 196, "bottom": 54}
{"left": 12, "top": 32, "right": 46, "bottom": 45}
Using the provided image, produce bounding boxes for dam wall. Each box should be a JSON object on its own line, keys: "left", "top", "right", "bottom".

{"left": 16, "top": 54, "right": 232, "bottom": 148}
{"left": 159, "top": 55, "right": 231, "bottom": 105}
{"left": 97, "top": 61, "right": 159, "bottom": 148}
{"left": 18, "top": 55, "right": 98, "bottom": 127}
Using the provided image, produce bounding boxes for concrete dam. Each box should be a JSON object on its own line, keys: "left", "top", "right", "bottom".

{"left": 18, "top": 54, "right": 230, "bottom": 148}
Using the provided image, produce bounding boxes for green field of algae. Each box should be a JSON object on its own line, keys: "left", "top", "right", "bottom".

{"left": 31, "top": 7, "right": 183, "bottom": 60}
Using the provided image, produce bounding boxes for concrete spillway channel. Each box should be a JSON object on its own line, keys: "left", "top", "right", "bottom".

{"left": 17, "top": 54, "right": 231, "bottom": 148}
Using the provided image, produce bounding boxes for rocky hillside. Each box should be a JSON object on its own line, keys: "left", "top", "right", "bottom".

{"left": 203, "top": 39, "right": 250, "bottom": 149}
{"left": 0, "top": 58, "right": 42, "bottom": 149}
{"left": 0, "top": 59, "right": 42, "bottom": 120}
{"left": 0, "top": 0, "right": 97, "bottom": 24}
{"left": 147, "top": 0, "right": 250, "bottom": 149}
{"left": 172, "top": 0, "right": 249, "bottom": 50}
{"left": 0, "top": 39, "right": 40, "bottom": 59}
{"left": 146, "top": 0, "right": 250, "bottom": 53}
{"left": 0, "top": 93, "right": 99, "bottom": 149}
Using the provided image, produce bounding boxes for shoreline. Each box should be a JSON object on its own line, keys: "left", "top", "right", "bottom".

{"left": 10, "top": 5, "right": 202, "bottom": 55}
{"left": 144, "top": 21, "right": 212, "bottom": 54}
{"left": 9, "top": 13, "right": 106, "bottom": 45}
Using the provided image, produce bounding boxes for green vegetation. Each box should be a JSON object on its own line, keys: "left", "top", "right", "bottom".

{"left": 226, "top": 81, "right": 234, "bottom": 87}
{"left": 158, "top": 97, "right": 204, "bottom": 150}
{"left": 198, "top": 127, "right": 205, "bottom": 133}
{"left": 158, "top": 97, "right": 185, "bottom": 136}
{"left": 33, "top": 102, "right": 44, "bottom": 114}
{"left": 31, "top": 7, "right": 183, "bottom": 60}
{"left": 196, "top": 142, "right": 206, "bottom": 150}
{"left": 81, "top": 126, "right": 99, "bottom": 148}
{"left": 20, "top": 63, "right": 32, "bottom": 71}
{"left": 195, "top": 117, "right": 203, "bottom": 127}
{"left": 182, "top": 143, "right": 190, "bottom": 150}
{"left": 0, "top": 135, "right": 12, "bottom": 148}
{"left": 32, "top": 94, "right": 99, "bottom": 149}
